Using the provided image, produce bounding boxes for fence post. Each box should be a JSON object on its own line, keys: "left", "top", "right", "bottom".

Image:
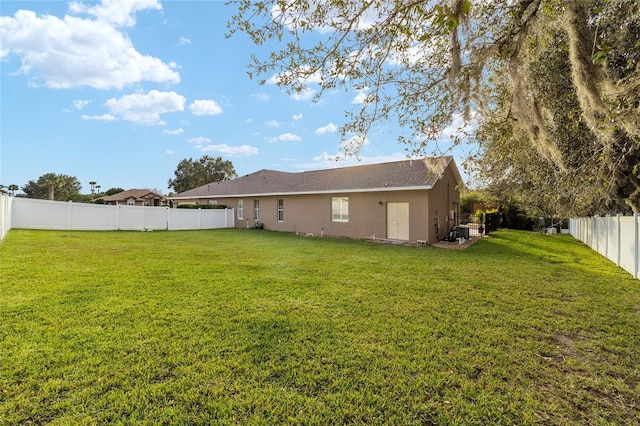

{"left": 165, "top": 206, "right": 170, "bottom": 230}
{"left": 616, "top": 214, "right": 622, "bottom": 268}
{"left": 633, "top": 213, "right": 640, "bottom": 279}
{"left": 67, "top": 201, "right": 73, "bottom": 230}
{"left": 198, "top": 208, "right": 202, "bottom": 229}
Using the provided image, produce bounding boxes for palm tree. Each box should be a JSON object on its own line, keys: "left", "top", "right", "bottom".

{"left": 41, "top": 173, "right": 62, "bottom": 201}
{"left": 8, "top": 184, "right": 18, "bottom": 196}
{"left": 89, "top": 181, "right": 97, "bottom": 195}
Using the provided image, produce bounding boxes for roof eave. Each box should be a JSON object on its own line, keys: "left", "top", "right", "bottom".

{"left": 169, "top": 185, "right": 434, "bottom": 200}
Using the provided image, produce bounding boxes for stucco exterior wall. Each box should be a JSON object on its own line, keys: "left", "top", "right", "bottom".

{"left": 428, "top": 165, "right": 462, "bottom": 241}
{"left": 173, "top": 162, "right": 461, "bottom": 244}
{"left": 181, "top": 190, "right": 434, "bottom": 242}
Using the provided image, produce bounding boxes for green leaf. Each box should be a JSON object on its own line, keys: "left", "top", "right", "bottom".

{"left": 461, "top": 0, "right": 471, "bottom": 15}
{"left": 592, "top": 50, "right": 608, "bottom": 65}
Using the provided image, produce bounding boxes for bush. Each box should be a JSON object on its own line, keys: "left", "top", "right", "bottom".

{"left": 177, "top": 204, "right": 227, "bottom": 209}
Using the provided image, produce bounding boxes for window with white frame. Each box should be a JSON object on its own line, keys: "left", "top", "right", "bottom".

{"left": 254, "top": 199, "right": 260, "bottom": 220}
{"left": 277, "top": 198, "right": 284, "bottom": 222}
{"left": 331, "top": 197, "right": 349, "bottom": 222}
{"left": 237, "top": 199, "right": 244, "bottom": 220}
{"left": 208, "top": 200, "right": 217, "bottom": 205}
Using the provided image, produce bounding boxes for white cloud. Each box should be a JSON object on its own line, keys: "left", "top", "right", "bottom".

{"left": 387, "top": 42, "right": 441, "bottom": 67}
{"left": 81, "top": 113, "right": 116, "bottom": 121}
{"left": 163, "top": 128, "right": 184, "bottom": 135}
{"left": 270, "top": 133, "right": 301, "bottom": 142}
{"left": 165, "top": 149, "right": 175, "bottom": 155}
{"left": 267, "top": 70, "right": 323, "bottom": 86}
{"left": 266, "top": 68, "right": 321, "bottom": 101}
{"left": 68, "top": 0, "right": 162, "bottom": 27}
{"left": 270, "top": 3, "right": 383, "bottom": 34}
{"left": 104, "top": 90, "right": 186, "bottom": 125}
{"left": 292, "top": 88, "right": 317, "bottom": 101}
{"left": 0, "top": 7, "right": 179, "bottom": 89}
{"left": 73, "top": 99, "right": 91, "bottom": 110}
{"left": 188, "top": 136, "right": 212, "bottom": 144}
{"left": 265, "top": 120, "right": 280, "bottom": 128}
{"left": 188, "top": 99, "right": 223, "bottom": 116}
{"left": 352, "top": 92, "right": 367, "bottom": 105}
{"left": 179, "top": 37, "right": 191, "bottom": 45}
{"left": 301, "top": 151, "right": 409, "bottom": 171}
{"left": 293, "top": 113, "right": 303, "bottom": 120}
{"left": 245, "top": 118, "right": 252, "bottom": 123}
{"left": 315, "top": 122, "right": 338, "bottom": 135}
{"left": 254, "top": 93, "right": 270, "bottom": 102}
{"left": 196, "top": 144, "right": 259, "bottom": 156}
{"left": 341, "top": 134, "right": 370, "bottom": 151}
{"left": 352, "top": 87, "right": 370, "bottom": 105}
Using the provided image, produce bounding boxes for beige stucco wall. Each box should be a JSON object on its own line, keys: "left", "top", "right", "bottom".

{"left": 180, "top": 191, "right": 434, "bottom": 242}
{"left": 174, "top": 163, "right": 461, "bottom": 244}
{"left": 427, "top": 165, "right": 462, "bottom": 241}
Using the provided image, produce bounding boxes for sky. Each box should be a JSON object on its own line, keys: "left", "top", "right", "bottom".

{"left": 1, "top": 0, "right": 474, "bottom": 195}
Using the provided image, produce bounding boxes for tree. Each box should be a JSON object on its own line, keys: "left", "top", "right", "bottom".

{"left": 229, "top": 0, "right": 640, "bottom": 214}
{"left": 104, "top": 187, "right": 125, "bottom": 196}
{"left": 168, "top": 156, "right": 237, "bottom": 193}
{"left": 22, "top": 173, "right": 82, "bottom": 201}
{"left": 476, "top": 1, "right": 639, "bottom": 216}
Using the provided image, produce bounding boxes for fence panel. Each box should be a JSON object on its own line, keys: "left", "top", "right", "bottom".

{"left": 200, "top": 209, "right": 232, "bottom": 229}
{"left": 0, "top": 194, "right": 13, "bottom": 240}
{"left": 12, "top": 198, "right": 69, "bottom": 229}
{"left": 70, "top": 202, "right": 118, "bottom": 230}
{"left": 7, "top": 198, "right": 233, "bottom": 232}
{"left": 607, "top": 216, "right": 620, "bottom": 265}
{"left": 618, "top": 216, "right": 637, "bottom": 277}
{"left": 144, "top": 207, "right": 169, "bottom": 230}
{"left": 168, "top": 209, "right": 201, "bottom": 230}
{"left": 115, "top": 205, "right": 148, "bottom": 230}
{"left": 595, "top": 216, "right": 609, "bottom": 257}
{"left": 570, "top": 215, "right": 639, "bottom": 280}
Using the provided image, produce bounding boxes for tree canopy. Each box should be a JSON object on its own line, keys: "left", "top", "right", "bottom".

{"left": 21, "top": 173, "right": 82, "bottom": 201}
{"left": 229, "top": 0, "right": 640, "bottom": 215}
{"left": 168, "top": 155, "right": 237, "bottom": 194}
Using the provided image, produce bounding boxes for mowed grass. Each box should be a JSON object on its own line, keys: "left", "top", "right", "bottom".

{"left": 1, "top": 229, "right": 639, "bottom": 425}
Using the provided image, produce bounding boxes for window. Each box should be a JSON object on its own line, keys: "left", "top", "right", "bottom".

{"left": 237, "top": 199, "right": 244, "bottom": 220}
{"left": 127, "top": 198, "right": 135, "bottom": 206}
{"left": 331, "top": 197, "right": 349, "bottom": 222}
{"left": 277, "top": 199, "right": 284, "bottom": 222}
{"left": 208, "top": 200, "right": 217, "bottom": 205}
{"left": 254, "top": 199, "right": 260, "bottom": 220}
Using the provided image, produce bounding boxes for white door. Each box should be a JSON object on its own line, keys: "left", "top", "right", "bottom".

{"left": 387, "top": 202, "right": 409, "bottom": 240}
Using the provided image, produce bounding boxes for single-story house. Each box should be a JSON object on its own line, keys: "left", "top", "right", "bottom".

{"left": 102, "top": 189, "right": 168, "bottom": 207}
{"left": 170, "top": 156, "right": 463, "bottom": 244}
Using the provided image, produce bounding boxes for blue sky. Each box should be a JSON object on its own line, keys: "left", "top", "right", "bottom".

{"left": 1, "top": 0, "right": 474, "bottom": 195}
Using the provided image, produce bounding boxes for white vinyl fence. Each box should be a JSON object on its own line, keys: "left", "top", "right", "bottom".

{"left": 0, "top": 193, "right": 13, "bottom": 241}
{"left": 570, "top": 215, "right": 640, "bottom": 280}
{"left": 1, "top": 197, "right": 234, "bottom": 235}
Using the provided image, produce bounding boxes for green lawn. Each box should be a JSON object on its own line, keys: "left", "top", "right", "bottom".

{"left": 1, "top": 229, "right": 638, "bottom": 425}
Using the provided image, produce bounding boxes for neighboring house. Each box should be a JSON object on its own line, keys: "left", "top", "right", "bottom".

{"left": 102, "top": 189, "right": 168, "bottom": 207}
{"left": 170, "top": 157, "right": 463, "bottom": 244}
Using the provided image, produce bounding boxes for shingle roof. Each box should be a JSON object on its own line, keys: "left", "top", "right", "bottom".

{"left": 102, "top": 189, "right": 166, "bottom": 202}
{"left": 172, "top": 157, "right": 460, "bottom": 199}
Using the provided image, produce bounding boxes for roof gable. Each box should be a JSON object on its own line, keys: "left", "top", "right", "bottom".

{"left": 173, "top": 157, "right": 461, "bottom": 199}
{"left": 102, "top": 189, "right": 166, "bottom": 202}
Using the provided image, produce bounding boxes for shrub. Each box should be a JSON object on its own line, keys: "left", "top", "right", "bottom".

{"left": 177, "top": 204, "right": 227, "bottom": 209}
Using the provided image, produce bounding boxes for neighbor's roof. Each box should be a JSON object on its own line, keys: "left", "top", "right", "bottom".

{"left": 102, "top": 189, "right": 166, "bottom": 202}
{"left": 172, "top": 156, "right": 462, "bottom": 199}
